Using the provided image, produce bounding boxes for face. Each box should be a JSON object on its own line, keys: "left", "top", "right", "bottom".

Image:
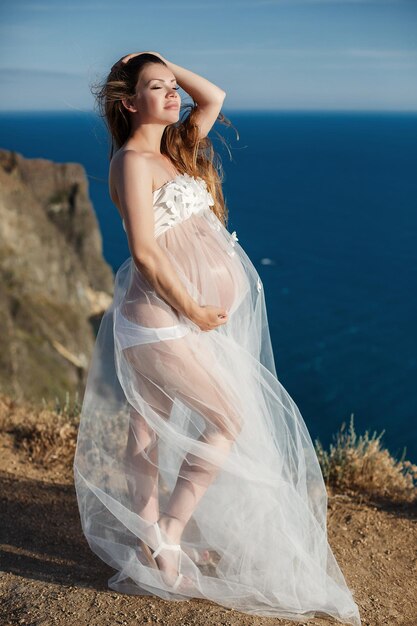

{"left": 125, "top": 62, "right": 181, "bottom": 123}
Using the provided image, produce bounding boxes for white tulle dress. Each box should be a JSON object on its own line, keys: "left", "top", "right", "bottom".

{"left": 74, "top": 172, "right": 361, "bottom": 625}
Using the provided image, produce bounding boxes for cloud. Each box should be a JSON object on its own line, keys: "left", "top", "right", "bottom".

{"left": 175, "top": 46, "right": 417, "bottom": 62}
{"left": 9, "top": 1, "right": 108, "bottom": 10}
{"left": 252, "top": 0, "right": 412, "bottom": 4}
{"left": 18, "top": 0, "right": 413, "bottom": 8}
{"left": 346, "top": 48, "right": 417, "bottom": 59}
{"left": 0, "top": 67, "right": 84, "bottom": 79}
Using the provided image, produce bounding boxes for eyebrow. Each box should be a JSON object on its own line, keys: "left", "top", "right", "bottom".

{"left": 146, "top": 78, "right": 177, "bottom": 86}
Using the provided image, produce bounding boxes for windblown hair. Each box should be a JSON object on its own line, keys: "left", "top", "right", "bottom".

{"left": 92, "top": 53, "right": 238, "bottom": 227}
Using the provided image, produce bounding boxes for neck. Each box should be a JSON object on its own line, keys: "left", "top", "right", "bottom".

{"left": 128, "top": 121, "right": 167, "bottom": 154}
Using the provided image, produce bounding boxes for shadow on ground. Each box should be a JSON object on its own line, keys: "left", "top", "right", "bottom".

{"left": 0, "top": 470, "right": 112, "bottom": 589}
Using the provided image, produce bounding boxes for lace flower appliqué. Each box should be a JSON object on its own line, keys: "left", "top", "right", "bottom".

{"left": 227, "top": 230, "right": 239, "bottom": 257}
{"left": 159, "top": 174, "right": 215, "bottom": 224}
{"left": 208, "top": 210, "right": 221, "bottom": 232}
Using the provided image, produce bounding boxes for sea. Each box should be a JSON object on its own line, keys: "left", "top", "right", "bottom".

{"left": 0, "top": 109, "right": 416, "bottom": 463}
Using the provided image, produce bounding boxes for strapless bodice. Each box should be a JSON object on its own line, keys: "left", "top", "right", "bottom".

{"left": 122, "top": 173, "right": 216, "bottom": 239}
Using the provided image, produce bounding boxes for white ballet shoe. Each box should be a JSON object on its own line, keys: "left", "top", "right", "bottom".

{"left": 139, "top": 521, "right": 194, "bottom": 593}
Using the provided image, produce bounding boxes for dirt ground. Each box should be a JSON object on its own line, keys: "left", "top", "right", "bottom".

{"left": 0, "top": 431, "right": 416, "bottom": 626}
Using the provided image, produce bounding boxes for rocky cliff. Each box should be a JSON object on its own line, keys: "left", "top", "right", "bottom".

{"left": 0, "top": 148, "right": 114, "bottom": 403}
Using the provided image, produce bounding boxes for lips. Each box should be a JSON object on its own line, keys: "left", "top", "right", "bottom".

{"left": 165, "top": 105, "right": 179, "bottom": 110}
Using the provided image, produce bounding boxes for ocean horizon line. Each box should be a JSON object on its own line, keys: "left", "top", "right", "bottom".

{"left": 1, "top": 108, "right": 417, "bottom": 116}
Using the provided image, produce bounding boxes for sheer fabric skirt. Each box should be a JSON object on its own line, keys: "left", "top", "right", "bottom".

{"left": 74, "top": 207, "right": 361, "bottom": 625}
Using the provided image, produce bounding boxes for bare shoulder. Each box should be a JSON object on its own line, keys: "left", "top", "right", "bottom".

{"left": 109, "top": 149, "right": 153, "bottom": 207}
{"left": 110, "top": 148, "right": 152, "bottom": 180}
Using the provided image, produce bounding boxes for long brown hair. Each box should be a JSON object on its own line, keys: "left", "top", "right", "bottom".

{"left": 92, "top": 53, "right": 238, "bottom": 227}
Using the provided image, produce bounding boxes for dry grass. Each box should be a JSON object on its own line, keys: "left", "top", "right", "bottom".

{"left": 0, "top": 392, "right": 79, "bottom": 467}
{"left": 1, "top": 393, "right": 416, "bottom": 506}
{"left": 315, "top": 413, "right": 417, "bottom": 505}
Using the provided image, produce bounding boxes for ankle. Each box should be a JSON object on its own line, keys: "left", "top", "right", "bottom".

{"left": 157, "top": 514, "right": 184, "bottom": 543}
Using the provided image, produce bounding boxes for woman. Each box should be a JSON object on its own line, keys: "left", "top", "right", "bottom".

{"left": 74, "top": 51, "right": 361, "bottom": 625}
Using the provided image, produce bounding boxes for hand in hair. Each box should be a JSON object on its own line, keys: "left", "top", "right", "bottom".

{"left": 111, "top": 51, "right": 166, "bottom": 71}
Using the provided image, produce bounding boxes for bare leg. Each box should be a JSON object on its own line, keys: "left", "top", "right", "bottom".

{"left": 157, "top": 354, "right": 243, "bottom": 546}
{"left": 124, "top": 368, "right": 178, "bottom": 524}
{"left": 158, "top": 428, "right": 237, "bottom": 544}
{"left": 124, "top": 383, "right": 211, "bottom": 584}
{"left": 122, "top": 334, "right": 243, "bottom": 585}
{"left": 125, "top": 402, "right": 195, "bottom": 585}
{"left": 152, "top": 419, "right": 240, "bottom": 587}
{"left": 125, "top": 406, "right": 160, "bottom": 523}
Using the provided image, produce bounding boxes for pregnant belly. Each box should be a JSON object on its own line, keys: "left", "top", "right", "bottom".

{"left": 158, "top": 213, "right": 249, "bottom": 315}
{"left": 205, "top": 247, "right": 246, "bottom": 312}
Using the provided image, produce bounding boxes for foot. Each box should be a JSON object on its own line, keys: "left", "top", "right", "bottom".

{"left": 139, "top": 520, "right": 194, "bottom": 592}
{"left": 157, "top": 515, "right": 214, "bottom": 567}
{"left": 183, "top": 546, "right": 214, "bottom": 566}
{"left": 154, "top": 543, "right": 194, "bottom": 591}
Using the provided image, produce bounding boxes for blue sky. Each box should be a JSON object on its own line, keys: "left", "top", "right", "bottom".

{"left": 0, "top": 0, "right": 416, "bottom": 112}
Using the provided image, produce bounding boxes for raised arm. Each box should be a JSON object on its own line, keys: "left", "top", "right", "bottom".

{"left": 159, "top": 55, "right": 226, "bottom": 139}
{"left": 113, "top": 50, "right": 226, "bottom": 140}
